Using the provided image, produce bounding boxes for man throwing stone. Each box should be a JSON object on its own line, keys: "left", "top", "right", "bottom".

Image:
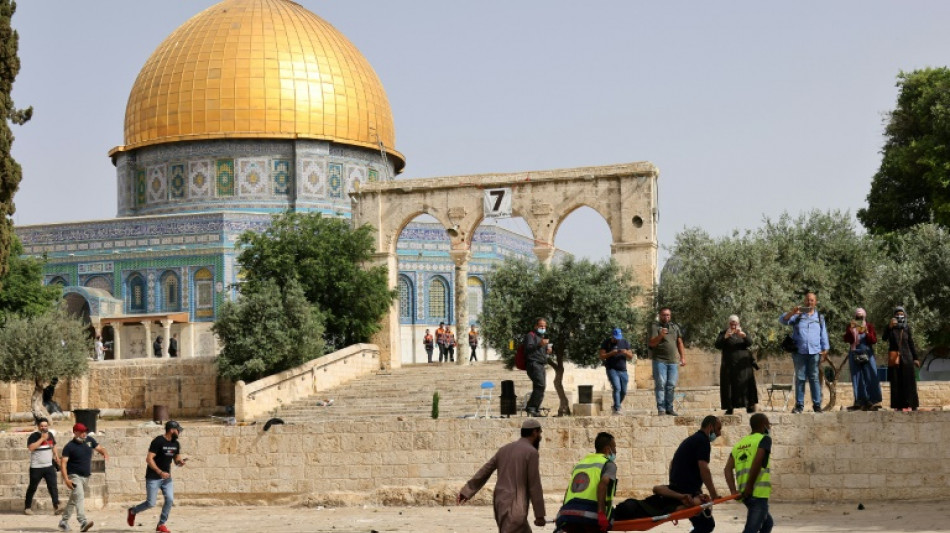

{"left": 128, "top": 421, "right": 187, "bottom": 533}
{"left": 458, "top": 419, "right": 546, "bottom": 532}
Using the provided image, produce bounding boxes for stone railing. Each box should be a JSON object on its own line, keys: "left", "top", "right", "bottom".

{"left": 234, "top": 343, "right": 380, "bottom": 422}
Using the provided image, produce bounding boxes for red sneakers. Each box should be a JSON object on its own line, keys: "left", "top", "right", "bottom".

{"left": 156, "top": 525, "right": 170, "bottom": 533}
{"left": 127, "top": 508, "right": 136, "bottom": 527}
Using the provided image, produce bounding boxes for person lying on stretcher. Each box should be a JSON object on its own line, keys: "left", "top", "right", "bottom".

{"left": 612, "top": 484, "right": 712, "bottom": 521}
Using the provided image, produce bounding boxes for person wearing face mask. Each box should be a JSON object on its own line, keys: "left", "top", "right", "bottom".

{"left": 555, "top": 432, "right": 617, "bottom": 532}
{"left": 715, "top": 315, "right": 757, "bottom": 415}
{"left": 665, "top": 416, "right": 722, "bottom": 533}
{"left": 59, "top": 423, "right": 108, "bottom": 532}
{"left": 523, "top": 318, "right": 553, "bottom": 417}
{"left": 458, "top": 419, "right": 547, "bottom": 532}
{"left": 724, "top": 413, "right": 774, "bottom": 533}
{"left": 884, "top": 306, "right": 920, "bottom": 412}
{"left": 127, "top": 421, "right": 187, "bottom": 533}
{"left": 842, "top": 308, "right": 883, "bottom": 411}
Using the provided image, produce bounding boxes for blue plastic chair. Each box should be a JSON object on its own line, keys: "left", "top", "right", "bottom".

{"left": 475, "top": 381, "right": 495, "bottom": 418}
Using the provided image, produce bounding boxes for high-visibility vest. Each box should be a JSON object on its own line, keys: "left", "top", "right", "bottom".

{"left": 559, "top": 453, "right": 615, "bottom": 521}
{"left": 731, "top": 433, "right": 772, "bottom": 499}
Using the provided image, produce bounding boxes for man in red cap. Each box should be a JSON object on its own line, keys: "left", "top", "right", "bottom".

{"left": 58, "top": 423, "right": 108, "bottom": 532}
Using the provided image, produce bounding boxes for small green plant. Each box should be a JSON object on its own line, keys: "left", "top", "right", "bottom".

{"left": 431, "top": 391, "right": 440, "bottom": 419}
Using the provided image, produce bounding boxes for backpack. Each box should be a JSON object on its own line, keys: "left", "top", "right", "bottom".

{"left": 514, "top": 331, "right": 535, "bottom": 371}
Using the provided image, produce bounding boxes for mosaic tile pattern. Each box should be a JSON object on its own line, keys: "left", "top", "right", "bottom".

{"left": 299, "top": 159, "right": 326, "bottom": 197}
{"left": 189, "top": 160, "right": 214, "bottom": 198}
{"left": 135, "top": 169, "right": 147, "bottom": 208}
{"left": 328, "top": 162, "right": 343, "bottom": 199}
{"left": 273, "top": 160, "right": 291, "bottom": 195}
{"left": 237, "top": 158, "right": 268, "bottom": 196}
{"left": 170, "top": 164, "right": 186, "bottom": 199}
{"left": 147, "top": 165, "right": 167, "bottom": 203}
{"left": 216, "top": 159, "right": 235, "bottom": 196}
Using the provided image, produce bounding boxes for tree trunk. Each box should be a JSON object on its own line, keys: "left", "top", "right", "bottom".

{"left": 552, "top": 355, "right": 571, "bottom": 416}
{"left": 31, "top": 378, "right": 50, "bottom": 422}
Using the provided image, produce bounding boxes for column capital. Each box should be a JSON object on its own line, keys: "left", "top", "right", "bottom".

{"left": 449, "top": 249, "right": 471, "bottom": 268}
{"left": 533, "top": 245, "right": 555, "bottom": 266}
{"left": 160, "top": 319, "right": 174, "bottom": 328}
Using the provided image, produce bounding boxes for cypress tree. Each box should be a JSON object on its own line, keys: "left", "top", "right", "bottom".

{"left": 0, "top": 0, "right": 31, "bottom": 285}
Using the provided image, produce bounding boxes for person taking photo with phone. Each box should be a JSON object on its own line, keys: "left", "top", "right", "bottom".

{"left": 779, "top": 292, "right": 829, "bottom": 413}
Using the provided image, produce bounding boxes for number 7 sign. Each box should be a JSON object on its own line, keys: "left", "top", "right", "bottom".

{"left": 483, "top": 188, "right": 512, "bottom": 219}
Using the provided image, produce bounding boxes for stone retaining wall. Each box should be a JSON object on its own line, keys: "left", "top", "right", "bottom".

{"left": 3, "top": 411, "right": 948, "bottom": 511}
{"left": 0, "top": 358, "right": 228, "bottom": 421}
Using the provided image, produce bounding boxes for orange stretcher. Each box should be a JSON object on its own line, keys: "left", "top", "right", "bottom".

{"left": 610, "top": 494, "right": 739, "bottom": 531}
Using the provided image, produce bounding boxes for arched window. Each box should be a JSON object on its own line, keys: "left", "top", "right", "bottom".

{"left": 127, "top": 273, "right": 146, "bottom": 313}
{"left": 428, "top": 276, "right": 449, "bottom": 322}
{"left": 84, "top": 275, "right": 112, "bottom": 295}
{"left": 161, "top": 271, "right": 180, "bottom": 311}
{"left": 397, "top": 275, "right": 413, "bottom": 321}
{"left": 467, "top": 277, "right": 485, "bottom": 325}
{"left": 48, "top": 276, "right": 68, "bottom": 286}
{"left": 194, "top": 268, "right": 214, "bottom": 319}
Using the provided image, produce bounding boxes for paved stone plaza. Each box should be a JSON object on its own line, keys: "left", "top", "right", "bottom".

{"left": 3, "top": 501, "right": 948, "bottom": 532}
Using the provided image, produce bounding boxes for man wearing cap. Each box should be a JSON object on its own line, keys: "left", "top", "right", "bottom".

{"left": 59, "top": 423, "right": 108, "bottom": 532}
{"left": 458, "top": 419, "right": 547, "bottom": 532}
{"left": 599, "top": 328, "right": 634, "bottom": 415}
{"left": 128, "top": 421, "right": 187, "bottom": 533}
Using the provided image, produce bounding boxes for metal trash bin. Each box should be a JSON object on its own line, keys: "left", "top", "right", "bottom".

{"left": 500, "top": 380, "right": 517, "bottom": 417}
{"left": 153, "top": 405, "right": 170, "bottom": 424}
{"left": 73, "top": 409, "right": 100, "bottom": 434}
{"left": 578, "top": 385, "right": 593, "bottom": 404}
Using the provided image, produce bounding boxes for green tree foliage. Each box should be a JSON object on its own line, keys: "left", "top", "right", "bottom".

{"left": 0, "top": 305, "right": 89, "bottom": 419}
{"left": 859, "top": 68, "right": 950, "bottom": 234}
{"left": 865, "top": 223, "right": 950, "bottom": 349}
{"left": 659, "top": 211, "right": 883, "bottom": 355}
{"left": 236, "top": 212, "right": 394, "bottom": 351}
{"left": 0, "top": 236, "right": 61, "bottom": 322}
{"left": 213, "top": 278, "right": 325, "bottom": 383}
{"left": 0, "top": 0, "right": 32, "bottom": 284}
{"left": 480, "top": 257, "right": 644, "bottom": 415}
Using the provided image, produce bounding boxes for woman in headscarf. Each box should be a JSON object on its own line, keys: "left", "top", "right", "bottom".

{"left": 842, "top": 307, "right": 883, "bottom": 410}
{"left": 715, "top": 315, "right": 758, "bottom": 414}
{"left": 884, "top": 306, "right": 920, "bottom": 411}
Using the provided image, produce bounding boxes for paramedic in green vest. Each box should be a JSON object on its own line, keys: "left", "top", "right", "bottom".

{"left": 555, "top": 432, "right": 617, "bottom": 533}
{"left": 724, "top": 413, "right": 773, "bottom": 533}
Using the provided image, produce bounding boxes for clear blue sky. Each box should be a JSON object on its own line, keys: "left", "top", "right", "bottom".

{"left": 10, "top": 1, "right": 950, "bottom": 263}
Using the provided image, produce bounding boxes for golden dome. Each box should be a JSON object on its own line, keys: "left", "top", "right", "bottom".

{"left": 111, "top": 0, "right": 404, "bottom": 171}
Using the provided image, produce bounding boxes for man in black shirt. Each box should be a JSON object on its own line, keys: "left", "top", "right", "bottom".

{"left": 59, "top": 423, "right": 108, "bottom": 532}
{"left": 599, "top": 327, "right": 633, "bottom": 414}
{"left": 524, "top": 318, "right": 552, "bottom": 417}
{"left": 666, "top": 416, "right": 723, "bottom": 533}
{"left": 128, "top": 421, "right": 187, "bottom": 533}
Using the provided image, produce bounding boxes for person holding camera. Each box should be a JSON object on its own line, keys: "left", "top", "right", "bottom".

{"left": 842, "top": 308, "right": 882, "bottom": 411}
{"left": 24, "top": 417, "right": 62, "bottom": 515}
{"left": 779, "top": 292, "right": 829, "bottom": 414}
{"left": 648, "top": 308, "right": 685, "bottom": 416}
{"left": 884, "top": 306, "right": 920, "bottom": 412}
{"left": 715, "top": 315, "right": 758, "bottom": 415}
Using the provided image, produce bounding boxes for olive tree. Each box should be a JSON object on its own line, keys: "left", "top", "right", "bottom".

{"left": 0, "top": 305, "right": 90, "bottom": 420}
{"left": 480, "top": 257, "right": 645, "bottom": 416}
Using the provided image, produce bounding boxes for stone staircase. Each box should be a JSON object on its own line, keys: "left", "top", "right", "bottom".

{"left": 265, "top": 361, "right": 733, "bottom": 423}
{"left": 271, "top": 362, "right": 537, "bottom": 422}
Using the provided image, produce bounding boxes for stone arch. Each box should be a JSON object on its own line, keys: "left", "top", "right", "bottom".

{"left": 64, "top": 292, "right": 91, "bottom": 321}
{"left": 352, "top": 162, "right": 659, "bottom": 368}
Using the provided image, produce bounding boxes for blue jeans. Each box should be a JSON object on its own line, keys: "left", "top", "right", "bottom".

{"left": 792, "top": 352, "right": 821, "bottom": 407}
{"left": 606, "top": 368, "right": 629, "bottom": 411}
{"left": 132, "top": 477, "right": 174, "bottom": 526}
{"left": 652, "top": 360, "right": 679, "bottom": 413}
{"left": 742, "top": 497, "right": 773, "bottom": 533}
